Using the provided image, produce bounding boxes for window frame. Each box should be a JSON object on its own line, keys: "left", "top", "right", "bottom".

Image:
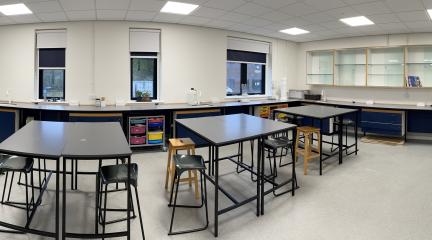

{"left": 37, "top": 48, "right": 66, "bottom": 100}
{"left": 130, "top": 53, "right": 159, "bottom": 100}
{"left": 226, "top": 60, "right": 266, "bottom": 96}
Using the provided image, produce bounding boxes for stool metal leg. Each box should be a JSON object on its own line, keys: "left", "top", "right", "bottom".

{"left": 1, "top": 171, "right": 9, "bottom": 203}
{"left": 134, "top": 186, "right": 145, "bottom": 240}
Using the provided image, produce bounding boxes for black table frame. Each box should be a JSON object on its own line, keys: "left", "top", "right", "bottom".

{"left": 273, "top": 107, "right": 359, "bottom": 175}
{"left": 176, "top": 118, "right": 297, "bottom": 237}
{"left": 0, "top": 151, "right": 60, "bottom": 239}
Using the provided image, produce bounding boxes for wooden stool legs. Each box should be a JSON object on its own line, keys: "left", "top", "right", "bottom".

{"left": 295, "top": 127, "right": 321, "bottom": 175}
{"left": 165, "top": 143, "right": 200, "bottom": 199}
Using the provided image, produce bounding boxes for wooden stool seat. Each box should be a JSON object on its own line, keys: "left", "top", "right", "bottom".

{"left": 295, "top": 126, "right": 321, "bottom": 175}
{"left": 165, "top": 138, "right": 200, "bottom": 199}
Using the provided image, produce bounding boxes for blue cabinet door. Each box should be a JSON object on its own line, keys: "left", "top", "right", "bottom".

{"left": 361, "top": 109, "right": 404, "bottom": 136}
{"left": 0, "top": 109, "right": 17, "bottom": 142}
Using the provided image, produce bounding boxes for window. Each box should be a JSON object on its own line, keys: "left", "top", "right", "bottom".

{"left": 130, "top": 52, "right": 158, "bottom": 100}
{"left": 38, "top": 48, "right": 66, "bottom": 100}
{"left": 226, "top": 50, "right": 266, "bottom": 96}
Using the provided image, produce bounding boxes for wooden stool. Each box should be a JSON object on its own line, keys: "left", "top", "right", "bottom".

{"left": 165, "top": 138, "right": 200, "bottom": 199}
{"left": 295, "top": 126, "right": 321, "bottom": 175}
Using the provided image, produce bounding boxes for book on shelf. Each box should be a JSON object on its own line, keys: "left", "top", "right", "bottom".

{"left": 407, "top": 75, "right": 422, "bottom": 87}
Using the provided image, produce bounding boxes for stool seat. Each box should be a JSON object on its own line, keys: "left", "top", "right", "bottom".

{"left": 264, "top": 138, "right": 292, "bottom": 149}
{"left": 169, "top": 138, "right": 195, "bottom": 148}
{"left": 100, "top": 164, "right": 138, "bottom": 187}
{"left": 298, "top": 126, "right": 320, "bottom": 133}
{"left": 174, "top": 155, "right": 206, "bottom": 173}
{"left": 0, "top": 156, "right": 33, "bottom": 173}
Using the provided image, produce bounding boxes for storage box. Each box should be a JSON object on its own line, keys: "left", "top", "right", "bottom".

{"left": 148, "top": 132, "right": 163, "bottom": 141}
{"left": 130, "top": 136, "right": 146, "bottom": 145}
{"left": 304, "top": 94, "right": 321, "bottom": 100}
{"left": 130, "top": 125, "right": 146, "bottom": 134}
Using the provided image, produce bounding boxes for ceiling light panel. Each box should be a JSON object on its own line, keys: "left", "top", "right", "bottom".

{"left": 280, "top": 27, "right": 310, "bottom": 35}
{"left": 340, "top": 16, "right": 374, "bottom": 27}
{"left": 0, "top": 3, "right": 32, "bottom": 16}
{"left": 160, "top": 1, "right": 199, "bottom": 15}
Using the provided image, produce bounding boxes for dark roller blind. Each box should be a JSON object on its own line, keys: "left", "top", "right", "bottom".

{"left": 227, "top": 50, "right": 266, "bottom": 64}
{"left": 39, "top": 48, "right": 65, "bottom": 67}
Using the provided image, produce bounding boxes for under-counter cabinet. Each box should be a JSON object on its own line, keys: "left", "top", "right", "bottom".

{"left": 361, "top": 109, "right": 405, "bottom": 137}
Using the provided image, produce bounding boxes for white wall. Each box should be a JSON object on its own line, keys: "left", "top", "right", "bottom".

{"left": 296, "top": 33, "right": 432, "bottom": 104}
{"left": 0, "top": 21, "right": 298, "bottom": 105}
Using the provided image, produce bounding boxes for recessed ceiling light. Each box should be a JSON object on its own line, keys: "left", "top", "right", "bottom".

{"left": 0, "top": 3, "right": 32, "bottom": 16}
{"left": 160, "top": 1, "right": 199, "bottom": 15}
{"left": 427, "top": 9, "right": 432, "bottom": 20}
{"left": 340, "top": 16, "right": 374, "bottom": 27}
{"left": 279, "top": 27, "right": 310, "bottom": 35}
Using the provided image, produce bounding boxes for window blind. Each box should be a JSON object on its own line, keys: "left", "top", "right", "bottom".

{"left": 36, "top": 30, "right": 67, "bottom": 49}
{"left": 227, "top": 37, "right": 270, "bottom": 54}
{"left": 130, "top": 29, "right": 160, "bottom": 52}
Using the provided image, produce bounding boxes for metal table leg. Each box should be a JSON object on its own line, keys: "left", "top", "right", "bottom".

{"left": 127, "top": 156, "right": 131, "bottom": 240}
{"left": 338, "top": 116, "right": 343, "bottom": 164}
{"left": 214, "top": 146, "right": 219, "bottom": 237}
{"left": 56, "top": 158, "right": 60, "bottom": 240}
{"left": 319, "top": 120, "right": 323, "bottom": 175}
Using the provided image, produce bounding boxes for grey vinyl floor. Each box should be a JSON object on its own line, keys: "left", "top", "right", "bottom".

{"left": 0, "top": 136, "right": 431, "bottom": 240}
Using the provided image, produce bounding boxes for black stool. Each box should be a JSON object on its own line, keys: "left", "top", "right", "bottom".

{"left": 264, "top": 137, "right": 297, "bottom": 192}
{"left": 0, "top": 155, "right": 35, "bottom": 227}
{"left": 96, "top": 163, "right": 145, "bottom": 240}
{"left": 331, "top": 119, "right": 354, "bottom": 153}
{"left": 168, "top": 154, "right": 208, "bottom": 235}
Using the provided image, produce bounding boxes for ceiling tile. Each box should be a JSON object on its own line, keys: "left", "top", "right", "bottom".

{"left": 243, "top": 17, "right": 272, "bottom": 27}
{"left": 304, "top": 0, "right": 347, "bottom": 11}
{"left": 341, "top": 0, "right": 377, "bottom": 4}
{"left": 191, "top": 6, "right": 226, "bottom": 18}
{"left": 260, "top": 10, "right": 291, "bottom": 22}
{"left": 226, "top": 23, "right": 256, "bottom": 32}
{"left": 404, "top": 20, "right": 432, "bottom": 29}
{"left": 323, "top": 6, "right": 359, "bottom": 18}
{"left": 152, "top": 12, "right": 183, "bottom": 23}
{"left": 352, "top": 1, "right": 392, "bottom": 15}
{"left": 301, "top": 12, "right": 334, "bottom": 23}
{"left": 384, "top": 0, "right": 425, "bottom": 12}
{"left": 178, "top": 15, "right": 211, "bottom": 26}
{"left": 368, "top": 13, "right": 401, "bottom": 23}
{"left": 125, "top": 10, "right": 156, "bottom": 21}
{"left": 96, "top": 10, "right": 126, "bottom": 20}
{"left": 263, "top": 22, "right": 290, "bottom": 31}
{"left": 204, "top": 19, "right": 236, "bottom": 28}
{"left": 319, "top": 20, "right": 347, "bottom": 29}
{"left": 0, "top": 16, "right": 14, "bottom": 25}
{"left": 27, "top": 1, "right": 63, "bottom": 13}
{"left": 96, "top": 0, "right": 130, "bottom": 10}
{"left": 60, "top": 0, "right": 96, "bottom": 11}
{"left": 301, "top": 24, "right": 328, "bottom": 32}
{"left": 66, "top": 10, "right": 96, "bottom": 20}
{"left": 279, "top": 17, "right": 312, "bottom": 27}
{"left": 203, "top": 0, "right": 247, "bottom": 11}
{"left": 233, "top": 2, "right": 272, "bottom": 16}
{"left": 397, "top": 11, "right": 429, "bottom": 22}
{"left": 128, "top": 0, "right": 165, "bottom": 11}
{"left": 377, "top": 22, "right": 409, "bottom": 31}
{"left": 422, "top": 0, "right": 432, "bottom": 8}
{"left": 279, "top": 2, "right": 319, "bottom": 16}
{"left": 9, "top": 14, "right": 40, "bottom": 23}
{"left": 38, "top": 11, "right": 68, "bottom": 22}
{"left": 250, "top": 0, "right": 297, "bottom": 10}
{"left": 220, "top": 12, "right": 251, "bottom": 23}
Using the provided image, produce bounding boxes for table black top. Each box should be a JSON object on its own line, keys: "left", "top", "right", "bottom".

{"left": 274, "top": 105, "right": 358, "bottom": 119}
{"left": 0, "top": 121, "right": 71, "bottom": 159}
{"left": 62, "top": 122, "right": 132, "bottom": 159}
{"left": 176, "top": 113, "right": 296, "bottom": 146}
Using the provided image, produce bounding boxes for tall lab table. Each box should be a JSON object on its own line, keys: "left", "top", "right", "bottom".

{"left": 176, "top": 113, "right": 296, "bottom": 237}
{"left": 273, "top": 105, "right": 359, "bottom": 175}
{"left": 0, "top": 121, "right": 71, "bottom": 239}
{"left": 61, "top": 122, "right": 132, "bottom": 239}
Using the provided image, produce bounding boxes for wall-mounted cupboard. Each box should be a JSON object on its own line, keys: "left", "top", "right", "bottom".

{"left": 306, "top": 50, "right": 333, "bottom": 85}
{"left": 306, "top": 46, "right": 432, "bottom": 88}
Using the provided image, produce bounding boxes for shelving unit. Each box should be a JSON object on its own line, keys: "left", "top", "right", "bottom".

{"left": 406, "top": 46, "right": 432, "bottom": 87}
{"left": 128, "top": 115, "right": 165, "bottom": 149}
{"left": 334, "top": 48, "right": 366, "bottom": 86}
{"left": 367, "top": 47, "right": 404, "bottom": 87}
{"left": 306, "top": 50, "right": 334, "bottom": 85}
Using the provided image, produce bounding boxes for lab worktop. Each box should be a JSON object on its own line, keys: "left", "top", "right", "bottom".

{"left": 1, "top": 98, "right": 432, "bottom": 112}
